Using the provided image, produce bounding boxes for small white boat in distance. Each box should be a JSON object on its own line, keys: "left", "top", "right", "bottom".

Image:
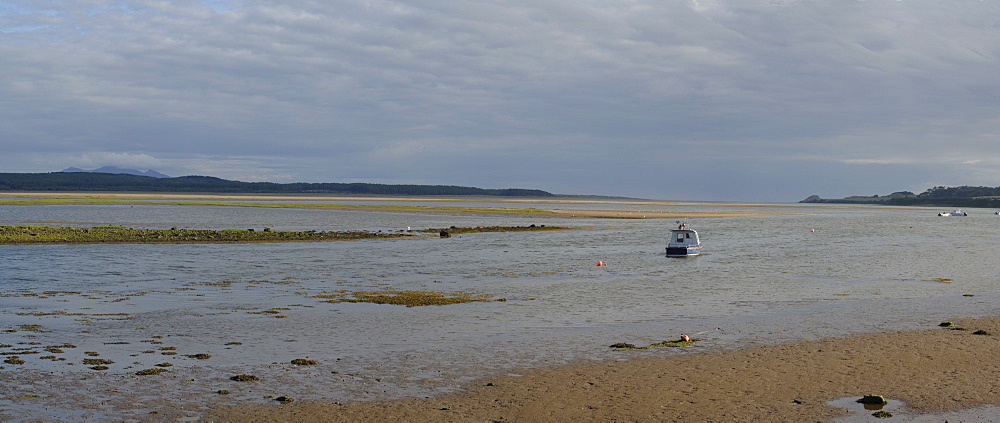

{"left": 666, "top": 222, "right": 701, "bottom": 257}
{"left": 939, "top": 210, "right": 967, "bottom": 216}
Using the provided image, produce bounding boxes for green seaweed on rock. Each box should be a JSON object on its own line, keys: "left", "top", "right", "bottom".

{"left": 611, "top": 338, "right": 701, "bottom": 351}
{"left": 857, "top": 394, "right": 887, "bottom": 405}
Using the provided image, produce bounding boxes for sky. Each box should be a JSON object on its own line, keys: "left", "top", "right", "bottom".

{"left": 2, "top": 0, "right": 1000, "bottom": 202}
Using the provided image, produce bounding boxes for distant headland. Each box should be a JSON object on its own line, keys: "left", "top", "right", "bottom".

{"left": 0, "top": 170, "right": 554, "bottom": 197}
{"left": 802, "top": 186, "right": 1000, "bottom": 208}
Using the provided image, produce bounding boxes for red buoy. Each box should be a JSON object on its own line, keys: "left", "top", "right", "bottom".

{"left": 595, "top": 260, "right": 604, "bottom": 266}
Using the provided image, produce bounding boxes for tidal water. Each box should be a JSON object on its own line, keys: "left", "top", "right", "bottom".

{"left": 1, "top": 201, "right": 999, "bottom": 421}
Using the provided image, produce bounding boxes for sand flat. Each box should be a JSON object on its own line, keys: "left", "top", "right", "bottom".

{"left": 205, "top": 316, "right": 1000, "bottom": 422}
{"left": 2, "top": 192, "right": 803, "bottom": 218}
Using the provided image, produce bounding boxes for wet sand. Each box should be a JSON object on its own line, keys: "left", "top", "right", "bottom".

{"left": 205, "top": 316, "right": 1000, "bottom": 422}
{"left": 4, "top": 192, "right": 803, "bottom": 218}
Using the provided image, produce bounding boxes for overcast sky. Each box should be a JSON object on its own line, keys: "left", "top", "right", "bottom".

{"left": 3, "top": 1, "right": 999, "bottom": 202}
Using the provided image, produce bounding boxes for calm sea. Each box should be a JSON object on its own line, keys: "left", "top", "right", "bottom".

{"left": 2, "top": 201, "right": 998, "bottom": 420}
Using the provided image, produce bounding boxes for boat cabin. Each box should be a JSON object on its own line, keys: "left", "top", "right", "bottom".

{"left": 666, "top": 223, "right": 702, "bottom": 257}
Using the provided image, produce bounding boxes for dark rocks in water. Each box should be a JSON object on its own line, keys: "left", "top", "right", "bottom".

{"left": 185, "top": 353, "right": 212, "bottom": 359}
{"left": 972, "top": 330, "right": 991, "bottom": 335}
{"left": 230, "top": 374, "right": 259, "bottom": 381}
{"left": 857, "top": 394, "right": 887, "bottom": 405}
{"left": 439, "top": 230, "right": 450, "bottom": 238}
{"left": 4, "top": 357, "right": 25, "bottom": 365}
{"left": 609, "top": 343, "right": 636, "bottom": 349}
{"left": 872, "top": 410, "right": 893, "bottom": 418}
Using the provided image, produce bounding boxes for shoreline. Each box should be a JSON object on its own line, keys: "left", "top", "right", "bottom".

{"left": 204, "top": 316, "right": 1000, "bottom": 422}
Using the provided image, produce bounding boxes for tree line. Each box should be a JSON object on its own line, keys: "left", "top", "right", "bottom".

{"left": 0, "top": 172, "right": 554, "bottom": 197}
{"left": 802, "top": 185, "right": 1000, "bottom": 207}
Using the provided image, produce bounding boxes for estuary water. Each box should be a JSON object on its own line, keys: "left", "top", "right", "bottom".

{"left": 1, "top": 200, "right": 999, "bottom": 421}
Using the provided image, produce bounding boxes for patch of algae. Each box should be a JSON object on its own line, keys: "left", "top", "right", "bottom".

{"left": 313, "top": 289, "right": 502, "bottom": 307}
{"left": 610, "top": 338, "right": 701, "bottom": 350}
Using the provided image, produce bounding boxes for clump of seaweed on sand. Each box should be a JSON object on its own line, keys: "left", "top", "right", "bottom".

{"left": 313, "top": 289, "right": 503, "bottom": 307}
{"left": 611, "top": 328, "right": 721, "bottom": 351}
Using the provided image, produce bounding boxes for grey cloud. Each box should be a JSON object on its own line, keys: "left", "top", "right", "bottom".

{"left": 2, "top": 0, "right": 1000, "bottom": 201}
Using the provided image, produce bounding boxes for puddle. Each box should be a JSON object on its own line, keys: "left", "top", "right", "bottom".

{"left": 830, "top": 396, "right": 1000, "bottom": 422}
{"left": 829, "top": 396, "right": 903, "bottom": 421}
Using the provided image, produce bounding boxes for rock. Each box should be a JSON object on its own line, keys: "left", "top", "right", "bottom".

{"left": 857, "top": 394, "right": 887, "bottom": 405}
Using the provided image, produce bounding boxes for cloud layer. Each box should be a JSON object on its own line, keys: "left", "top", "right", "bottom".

{"left": 3, "top": 0, "right": 1000, "bottom": 201}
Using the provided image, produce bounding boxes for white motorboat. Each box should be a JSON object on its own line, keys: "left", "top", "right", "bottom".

{"left": 666, "top": 222, "right": 701, "bottom": 257}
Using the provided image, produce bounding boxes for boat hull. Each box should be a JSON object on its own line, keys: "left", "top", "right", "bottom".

{"left": 666, "top": 246, "right": 701, "bottom": 257}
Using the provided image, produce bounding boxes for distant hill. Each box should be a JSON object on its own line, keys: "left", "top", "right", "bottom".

{"left": 60, "top": 166, "right": 170, "bottom": 178}
{"left": 0, "top": 172, "right": 554, "bottom": 197}
{"left": 801, "top": 186, "right": 1000, "bottom": 208}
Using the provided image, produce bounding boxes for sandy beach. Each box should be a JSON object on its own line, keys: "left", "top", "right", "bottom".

{"left": 205, "top": 316, "right": 1000, "bottom": 422}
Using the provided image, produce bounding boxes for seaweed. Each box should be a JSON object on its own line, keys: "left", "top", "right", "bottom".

{"left": 314, "top": 289, "right": 499, "bottom": 307}
{"left": 0, "top": 225, "right": 413, "bottom": 245}
{"left": 185, "top": 353, "right": 212, "bottom": 359}
{"left": 611, "top": 338, "right": 700, "bottom": 350}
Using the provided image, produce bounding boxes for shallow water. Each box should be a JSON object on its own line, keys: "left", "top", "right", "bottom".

{"left": 1, "top": 201, "right": 999, "bottom": 421}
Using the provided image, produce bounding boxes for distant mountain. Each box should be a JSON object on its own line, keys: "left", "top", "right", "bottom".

{"left": 60, "top": 166, "right": 170, "bottom": 178}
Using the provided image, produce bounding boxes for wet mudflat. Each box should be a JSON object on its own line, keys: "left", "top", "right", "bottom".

{"left": 2, "top": 200, "right": 1000, "bottom": 421}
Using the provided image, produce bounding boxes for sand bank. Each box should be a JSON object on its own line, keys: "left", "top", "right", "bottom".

{"left": 205, "top": 316, "right": 1000, "bottom": 422}
{"left": 2, "top": 192, "right": 802, "bottom": 218}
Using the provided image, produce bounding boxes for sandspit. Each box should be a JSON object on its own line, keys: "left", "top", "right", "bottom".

{"left": 1, "top": 192, "right": 803, "bottom": 218}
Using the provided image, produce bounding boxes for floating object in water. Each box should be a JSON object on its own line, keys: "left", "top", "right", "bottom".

{"left": 810, "top": 228, "right": 815, "bottom": 232}
{"left": 680, "top": 334, "right": 690, "bottom": 342}
{"left": 595, "top": 260, "right": 605, "bottom": 266}
{"left": 666, "top": 221, "right": 701, "bottom": 257}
